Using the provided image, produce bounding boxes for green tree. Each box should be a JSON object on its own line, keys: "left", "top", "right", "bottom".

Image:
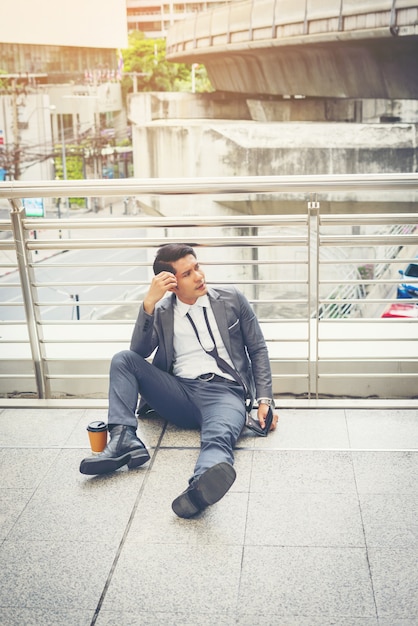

{"left": 119, "top": 31, "right": 213, "bottom": 98}
{"left": 54, "top": 144, "right": 85, "bottom": 207}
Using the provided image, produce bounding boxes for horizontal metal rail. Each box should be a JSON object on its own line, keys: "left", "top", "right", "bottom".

{"left": 1, "top": 173, "right": 418, "bottom": 197}
{"left": 0, "top": 175, "right": 417, "bottom": 403}
{"left": 24, "top": 236, "right": 308, "bottom": 250}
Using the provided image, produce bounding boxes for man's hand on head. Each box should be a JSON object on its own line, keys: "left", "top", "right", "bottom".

{"left": 143, "top": 271, "right": 178, "bottom": 314}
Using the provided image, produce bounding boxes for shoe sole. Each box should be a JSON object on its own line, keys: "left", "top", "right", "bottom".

{"left": 79, "top": 448, "right": 150, "bottom": 475}
{"left": 127, "top": 448, "right": 151, "bottom": 469}
{"left": 172, "top": 462, "right": 236, "bottom": 518}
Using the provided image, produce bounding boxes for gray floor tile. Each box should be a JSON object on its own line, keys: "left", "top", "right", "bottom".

{"left": 102, "top": 544, "right": 243, "bottom": 614}
{"left": 59, "top": 447, "right": 149, "bottom": 492}
{"left": 65, "top": 408, "right": 109, "bottom": 448}
{"left": 0, "top": 408, "right": 85, "bottom": 447}
{"left": 245, "top": 492, "right": 365, "bottom": 547}
{"left": 360, "top": 493, "right": 418, "bottom": 548}
{"left": 0, "top": 608, "right": 94, "bottom": 626}
{"left": 141, "top": 447, "right": 252, "bottom": 493}
{"left": 125, "top": 448, "right": 250, "bottom": 545}
{"left": 127, "top": 490, "right": 248, "bottom": 546}
{"left": 160, "top": 420, "right": 256, "bottom": 450}
{"left": 0, "top": 448, "right": 60, "bottom": 489}
{"left": 0, "top": 489, "right": 33, "bottom": 542}
{"left": 353, "top": 452, "right": 418, "bottom": 494}
{"left": 346, "top": 409, "right": 418, "bottom": 449}
{"left": 96, "top": 610, "right": 237, "bottom": 626}
{"left": 237, "top": 617, "right": 378, "bottom": 626}
{"left": 1, "top": 407, "right": 417, "bottom": 624}
{"left": 368, "top": 548, "right": 418, "bottom": 619}
{"left": 139, "top": 446, "right": 203, "bottom": 488}
{"left": 249, "top": 450, "right": 357, "bottom": 493}
{"left": 230, "top": 449, "right": 253, "bottom": 493}
{"left": 135, "top": 412, "right": 167, "bottom": 449}
{"left": 9, "top": 456, "right": 147, "bottom": 545}
{"left": 379, "top": 617, "right": 418, "bottom": 626}
{"left": 160, "top": 422, "right": 202, "bottom": 448}
{"left": 6, "top": 449, "right": 148, "bottom": 544}
{"left": 237, "top": 425, "right": 258, "bottom": 448}
{"left": 0, "top": 540, "right": 116, "bottom": 610}
{"left": 264, "top": 409, "right": 350, "bottom": 449}
{"left": 238, "top": 546, "right": 376, "bottom": 618}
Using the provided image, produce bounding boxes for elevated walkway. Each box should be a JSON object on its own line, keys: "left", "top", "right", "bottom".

{"left": 0, "top": 405, "right": 417, "bottom": 624}
{"left": 166, "top": 0, "right": 418, "bottom": 98}
{"left": 0, "top": 177, "right": 417, "bottom": 624}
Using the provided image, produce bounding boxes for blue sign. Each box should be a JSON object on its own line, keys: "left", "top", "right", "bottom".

{"left": 23, "top": 198, "right": 45, "bottom": 217}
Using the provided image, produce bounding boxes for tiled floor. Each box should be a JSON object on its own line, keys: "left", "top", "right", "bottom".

{"left": 0, "top": 406, "right": 417, "bottom": 626}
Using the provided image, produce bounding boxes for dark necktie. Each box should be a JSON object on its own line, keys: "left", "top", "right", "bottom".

{"left": 186, "top": 307, "right": 247, "bottom": 394}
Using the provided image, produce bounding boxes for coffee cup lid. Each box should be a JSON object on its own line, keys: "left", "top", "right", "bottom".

{"left": 87, "top": 420, "right": 107, "bottom": 432}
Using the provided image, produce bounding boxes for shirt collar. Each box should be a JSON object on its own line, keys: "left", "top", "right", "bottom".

{"left": 175, "top": 294, "right": 210, "bottom": 317}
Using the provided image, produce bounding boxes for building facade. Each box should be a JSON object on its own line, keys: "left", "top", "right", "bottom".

{"left": 126, "top": 0, "right": 232, "bottom": 38}
{"left": 0, "top": 0, "right": 129, "bottom": 182}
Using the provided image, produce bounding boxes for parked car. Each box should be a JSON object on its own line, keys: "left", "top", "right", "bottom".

{"left": 381, "top": 302, "right": 418, "bottom": 318}
{"left": 397, "top": 258, "right": 418, "bottom": 299}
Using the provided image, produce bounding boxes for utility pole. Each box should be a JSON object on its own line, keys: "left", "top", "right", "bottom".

{"left": 11, "top": 79, "right": 20, "bottom": 179}
{"left": 4, "top": 73, "right": 48, "bottom": 180}
{"left": 59, "top": 113, "right": 68, "bottom": 216}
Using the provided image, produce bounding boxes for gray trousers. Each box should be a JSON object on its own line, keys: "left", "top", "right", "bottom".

{"left": 108, "top": 350, "right": 246, "bottom": 478}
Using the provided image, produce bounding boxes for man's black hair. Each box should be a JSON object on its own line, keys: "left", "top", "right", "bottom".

{"left": 153, "top": 243, "right": 196, "bottom": 275}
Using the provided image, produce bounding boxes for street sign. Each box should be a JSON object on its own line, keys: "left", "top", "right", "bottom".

{"left": 23, "top": 198, "right": 44, "bottom": 217}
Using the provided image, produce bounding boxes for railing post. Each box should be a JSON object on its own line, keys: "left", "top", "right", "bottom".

{"left": 338, "top": 0, "right": 344, "bottom": 32}
{"left": 390, "top": 0, "right": 399, "bottom": 36}
{"left": 303, "top": 0, "right": 309, "bottom": 35}
{"left": 308, "top": 193, "right": 320, "bottom": 400}
{"left": 9, "top": 200, "right": 48, "bottom": 398}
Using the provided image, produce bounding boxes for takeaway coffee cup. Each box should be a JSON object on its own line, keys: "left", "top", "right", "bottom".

{"left": 87, "top": 421, "right": 108, "bottom": 453}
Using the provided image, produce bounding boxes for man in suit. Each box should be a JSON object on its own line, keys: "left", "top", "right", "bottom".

{"left": 80, "top": 243, "right": 276, "bottom": 518}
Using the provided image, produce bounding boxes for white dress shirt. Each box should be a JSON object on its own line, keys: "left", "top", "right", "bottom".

{"left": 172, "top": 294, "right": 234, "bottom": 380}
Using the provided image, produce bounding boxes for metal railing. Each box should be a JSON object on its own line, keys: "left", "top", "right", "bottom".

{"left": 0, "top": 174, "right": 417, "bottom": 404}
{"left": 166, "top": 0, "right": 416, "bottom": 56}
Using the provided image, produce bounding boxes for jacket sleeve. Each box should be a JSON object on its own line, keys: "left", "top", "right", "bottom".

{"left": 129, "top": 304, "right": 159, "bottom": 357}
{"left": 236, "top": 290, "right": 273, "bottom": 401}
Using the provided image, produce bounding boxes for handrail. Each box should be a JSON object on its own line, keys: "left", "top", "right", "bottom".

{"left": 166, "top": 0, "right": 415, "bottom": 54}
{"left": 1, "top": 174, "right": 418, "bottom": 199}
{"left": 0, "top": 175, "right": 417, "bottom": 403}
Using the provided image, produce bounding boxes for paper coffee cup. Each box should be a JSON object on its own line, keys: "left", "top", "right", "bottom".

{"left": 87, "top": 420, "right": 108, "bottom": 453}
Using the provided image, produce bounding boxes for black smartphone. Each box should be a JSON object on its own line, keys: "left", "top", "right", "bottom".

{"left": 245, "top": 406, "right": 273, "bottom": 437}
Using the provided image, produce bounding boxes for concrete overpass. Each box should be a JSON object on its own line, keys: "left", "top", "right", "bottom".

{"left": 166, "top": 0, "right": 418, "bottom": 99}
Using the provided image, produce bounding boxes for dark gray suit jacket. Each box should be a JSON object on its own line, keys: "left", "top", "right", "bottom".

{"left": 130, "top": 286, "right": 273, "bottom": 410}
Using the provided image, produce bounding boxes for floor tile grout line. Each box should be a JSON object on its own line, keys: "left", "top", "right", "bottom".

{"left": 89, "top": 421, "right": 168, "bottom": 626}
{"left": 350, "top": 443, "right": 380, "bottom": 621}
{"left": 235, "top": 449, "right": 254, "bottom": 623}
{"left": 344, "top": 406, "right": 354, "bottom": 450}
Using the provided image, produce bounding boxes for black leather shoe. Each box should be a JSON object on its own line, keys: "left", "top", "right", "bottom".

{"left": 79, "top": 425, "right": 150, "bottom": 475}
{"left": 172, "top": 462, "right": 236, "bottom": 518}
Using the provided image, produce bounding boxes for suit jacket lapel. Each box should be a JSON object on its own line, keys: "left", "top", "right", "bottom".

{"left": 159, "top": 294, "right": 175, "bottom": 368}
{"left": 210, "top": 292, "right": 233, "bottom": 356}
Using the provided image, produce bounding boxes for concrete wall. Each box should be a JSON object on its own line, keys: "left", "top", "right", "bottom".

{"left": 128, "top": 92, "right": 418, "bottom": 229}
{"left": 129, "top": 94, "right": 418, "bottom": 215}
{"left": 247, "top": 98, "right": 418, "bottom": 124}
